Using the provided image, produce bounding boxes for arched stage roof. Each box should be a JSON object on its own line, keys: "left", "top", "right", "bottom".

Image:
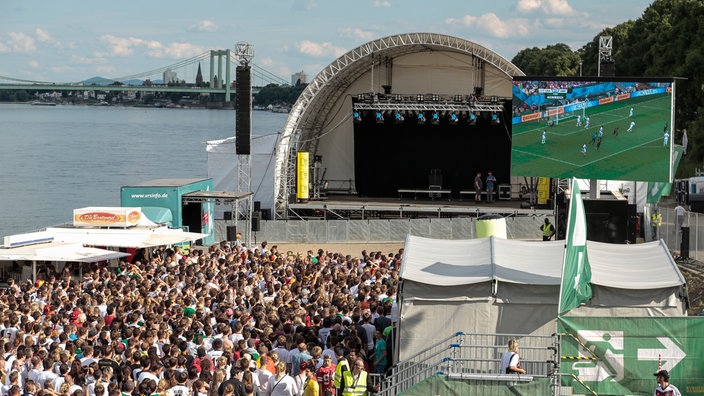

{"left": 274, "top": 32, "right": 524, "bottom": 216}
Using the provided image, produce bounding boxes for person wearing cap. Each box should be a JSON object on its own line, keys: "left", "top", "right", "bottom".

{"left": 654, "top": 369, "right": 681, "bottom": 396}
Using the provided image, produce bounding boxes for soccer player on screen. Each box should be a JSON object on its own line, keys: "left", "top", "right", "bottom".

{"left": 629, "top": 107, "right": 634, "bottom": 118}
{"left": 627, "top": 121, "right": 635, "bottom": 132}
{"left": 664, "top": 132, "right": 670, "bottom": 146}
{"left": 581, "top": 144, "right": 587, "bottom": 156}
{"left": 584, "top": 116, "right": 590, "bottom": 129}
{"left": 576, "top": 114, "right": 582, "bottom": 127}
{"left": 541, "top": 130, "right": 546, "bottom": 144}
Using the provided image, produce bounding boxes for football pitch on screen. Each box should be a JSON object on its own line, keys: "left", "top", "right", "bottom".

{"left": 511, "top": 93, "right": 672, "bottom": 182}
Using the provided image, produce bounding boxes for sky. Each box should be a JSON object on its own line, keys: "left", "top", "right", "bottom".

{"left": 0, "top": 0, "right": 653, "bottom": 84}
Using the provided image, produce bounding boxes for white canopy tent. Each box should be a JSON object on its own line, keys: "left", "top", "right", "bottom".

{"left": 0, "top": 242, "right": 129, "bottom": 282}
{"left": 398, "top": 235, "right": 687, "bottom": 360}
{"left": 43, "top": 226, "right": 207, "bottom": 248}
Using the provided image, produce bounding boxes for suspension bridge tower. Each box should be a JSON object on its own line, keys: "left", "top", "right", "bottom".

{"left": 210, "top": 49, "right": 233, "bottom": 102}
{"left": 235, "top": 42, "right": 255, "bottom": 246}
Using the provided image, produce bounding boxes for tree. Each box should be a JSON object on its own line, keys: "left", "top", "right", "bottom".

{"left": 511, "top": 43, "right": 581, "bottom": 76}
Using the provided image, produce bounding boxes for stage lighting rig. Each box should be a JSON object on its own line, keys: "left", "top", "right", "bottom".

{"left": 449, "top": 112, "right": 459, "bottom": 125}
{"left": 492, "top": 112, "right": 500, "bottom": 124}
{"left": 394, "top": 111, "right": 405, "bottom": 124}
{"left": 431, "top": 111, "right": 440, "bottom": 125}
{"left": 375, "top": 111, "right": 384, "bottom": 124}
{"left": 417, "top": 112, "right": 426, "bottom": 125}
{"left": 353, "top": 111, "right": 362, "bottom": 124}
{"left": 469, "top": 112, "right": 477, "bottom": 125}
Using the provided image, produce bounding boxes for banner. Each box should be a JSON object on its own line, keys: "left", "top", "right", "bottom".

{"left": 537, "top": 177, "right": 550, "bottom": 205}
{"left": 558, "top": 178, "right": 592, "bottom": 314}
{"left": 297, "top": 152, "right": 310, "bottom": 200}
{"left": 559, "top": 316, "right": 704, "bottom": 395}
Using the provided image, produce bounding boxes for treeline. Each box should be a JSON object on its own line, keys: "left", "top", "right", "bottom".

{"left": 254, "top": 82, "right": 307, "bottom": 107}
{"left": 510, "top": 0, "right": 704, "bottom": 177}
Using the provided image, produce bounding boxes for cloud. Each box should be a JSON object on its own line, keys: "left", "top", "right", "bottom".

{"left": 0, "top": 42, "right": 9, "bottom": 53}
{"left": 8, "top": 32, "right": 36, "bottom": 52}
{"left": 445, "top": 13, "right": 529, "bottom": 39}
{"left": 98, "top": 35, "right": 203, "bottom": 59}
{"left": 296, "top": 40, "right": 347, "bottom": 58}
{"left": 260, "top": 57, "right": 274, "bottom": 66}
{"left": 337, "top": 28, "right": 376, "bottom": 42}
{"left": 187, "top": 20, "right": 217, "bottom": 32}
{"left": 35, "top": 28, "right": 52, "bottom": 43}
{"left": 99, "top": 35, "right": 144, "bottom": 56}
{"left": 372, "top": 0, "right": 391, "bottom": 7}
{"left": 72, "top": 55, "right": 107, "bottom": 65}
{"left": 515, "top": 0, "right": 579, "bottom": 16}
{"left": 28, "top": 60, "right": 39, "bottom": 69}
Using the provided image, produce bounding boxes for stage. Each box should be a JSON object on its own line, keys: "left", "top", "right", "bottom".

{"left": 287, "top": 194, "right": 552, "bottom": 220}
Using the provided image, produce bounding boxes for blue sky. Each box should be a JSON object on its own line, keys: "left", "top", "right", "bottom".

{"left": 1, "top": 0, "right": 652, "bottom": 84}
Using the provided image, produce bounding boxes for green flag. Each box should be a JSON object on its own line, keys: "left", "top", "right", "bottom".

{"left": 559, "top": 179, "right": 593, "bottom": 314}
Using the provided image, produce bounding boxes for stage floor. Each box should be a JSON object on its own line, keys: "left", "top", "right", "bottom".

{"left": 288, "top": 194, "right": 553, "bottom": 219}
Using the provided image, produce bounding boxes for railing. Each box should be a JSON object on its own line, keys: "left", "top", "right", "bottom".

{"left": 373, "top": 332, "right": 561, "bottom": 396}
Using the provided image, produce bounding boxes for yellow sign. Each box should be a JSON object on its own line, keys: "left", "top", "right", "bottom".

{"left": 297, "top": 152, "right": 310, "bottom": 200}
{"left": 537, "top": 177, "right": 551, "bottom": 204}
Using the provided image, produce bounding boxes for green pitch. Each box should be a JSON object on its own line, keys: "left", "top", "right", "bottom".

{"left": 511, "top": 93, "right": 674, "bottom": 182}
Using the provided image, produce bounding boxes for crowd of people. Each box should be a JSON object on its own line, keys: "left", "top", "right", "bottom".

{"left": 0, "top": 241, "right": 401, "bottom": 396}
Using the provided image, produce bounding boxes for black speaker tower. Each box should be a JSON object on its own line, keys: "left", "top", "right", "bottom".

{"left": 236, "top": 65, "right": 252, "bottom": 155}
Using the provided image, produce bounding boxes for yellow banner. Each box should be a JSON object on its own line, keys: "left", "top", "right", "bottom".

{"left": 297, "top": 152, "right": 310, "bottom": 200}
{"left": 537, "top": 177, "right": 551, "bottom": 204}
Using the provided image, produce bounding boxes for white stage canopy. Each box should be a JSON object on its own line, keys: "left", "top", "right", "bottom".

{"left": 43, "top": 226, "right": 207, "bottom": 248}
{"left": 0, "top": 242, "right": 128, "bottom": 262}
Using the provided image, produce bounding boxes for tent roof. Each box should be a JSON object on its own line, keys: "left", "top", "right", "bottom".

{"left": 43, "top": 226, "right": 207, "bottom": 248}
{"left": 0, "top": 242, "right": 128, "bottom": 262}
{"left": 400, "top": 236, "right": 685, "bottom": 289}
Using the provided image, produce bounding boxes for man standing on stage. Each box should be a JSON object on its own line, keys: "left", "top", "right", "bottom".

{"left": 486, "top": 171, "right": 497, "bottom": 203}
{"left": 474, "top": 171, "right": 483, "bottom": 203}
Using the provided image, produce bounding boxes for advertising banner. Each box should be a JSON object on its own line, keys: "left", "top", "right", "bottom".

{"left": 297, "top": 152, "right": 309, "bottom": 200}
{"left": 558, "top": 316, "right": 704, "bottom": 395}
{"left": 73, "top": 207, "right": 142, "bottom": 227}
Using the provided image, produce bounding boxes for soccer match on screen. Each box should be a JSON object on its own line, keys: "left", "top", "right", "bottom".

{"left": 511, "top": 77, "right": 677, "bottom": 182}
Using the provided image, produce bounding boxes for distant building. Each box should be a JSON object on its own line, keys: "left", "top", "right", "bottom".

{"left": 196, "top": 63, "right": 204, "bottom": 87}
{"left": 291, "top": 70, "right": 307, "bottom": 86}
{"left": 163, "top": 69, "right": 179, "bottom": 84}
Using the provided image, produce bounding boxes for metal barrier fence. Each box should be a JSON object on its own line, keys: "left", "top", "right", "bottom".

{"left": 654, "top": 206, "right": 704, "bottom": 260}
{"left": 374, "top": 332, "right": 560, "bottom": 396}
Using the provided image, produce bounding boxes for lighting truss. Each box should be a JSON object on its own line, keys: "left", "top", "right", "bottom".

{"left": 353, "top": 98, "right": 505, "bottom": 113}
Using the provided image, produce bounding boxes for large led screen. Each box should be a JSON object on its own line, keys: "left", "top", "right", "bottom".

{"left": 511, "top": 77, "right": 675, "bottom": 182}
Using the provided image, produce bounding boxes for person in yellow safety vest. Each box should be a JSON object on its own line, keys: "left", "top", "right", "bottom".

{"left": 341, "top": 358, "right": 379, "bottom": 396}
{"left": 333, "top": 347, "right": 354, "bottom": 393}
{"left": 540, "top": 218, "right": 556, "bottom": 241}
{"left": 651, "top": 210, "right": 662, "bottom": 240}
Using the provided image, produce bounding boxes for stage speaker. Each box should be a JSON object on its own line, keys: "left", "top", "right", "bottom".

{"left": 251, "top": 213, "right": 261, "bottom": 232}
{"left": 226, "top": 226, "right": 238, "bottom": 241}
{"left": 254, "top": 201, "right": 261, "bottom": 211}
{"left": 681, "top": 226, "right": 690, "bottom": 259}
{"left": 223, "top": 211, "right": 232, "bottom": 221}
{"left": 235, "top": 65, "right": 252, "bottom": 155}
{"left": 498, "top": 184, "right": 511, "bottom": 200}
{"left": 261, "top": 208, "right": 271, "bottom": 221}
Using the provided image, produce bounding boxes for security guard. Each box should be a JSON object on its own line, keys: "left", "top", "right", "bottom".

{"left": 341, "top": 358, "right": 377, "bottom": 396}
{"left": 540, "top": 218, "right": 556, "bottom": 241}
{"left": 333, "top": 347, "right": 353, "bottom": 394}
{"left": 651, "top": 209, "right": 662, "bottom": 240}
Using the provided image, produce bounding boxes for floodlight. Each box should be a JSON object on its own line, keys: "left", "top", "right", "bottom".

{"left": 431, "top": 112, "right": 440, "bottom": 125}
{"left": 394, "top": 112, "right": 404, "bottom": 124}
{"left": 417, "top": 112, "right": 426, "bottom": 125}
{"left": 353, "top": 111, "right": 362, "bottom": 124}
{"left": 375, "top": 111, "right": 384, "bottom": 124}
{"left": 449, "top": 112, "right": 458, "bottom": 125}
{"left": 469, "top": 113, "right": 477, "bottom": 125}
{"left": 492, "top": 113, "right": 500, "bottom": 124}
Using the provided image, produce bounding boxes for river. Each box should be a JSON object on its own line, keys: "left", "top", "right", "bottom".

{"left": 0, "top": 104, "right": 289, "bottom": 238}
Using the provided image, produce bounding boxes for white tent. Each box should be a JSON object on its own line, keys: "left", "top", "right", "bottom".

{"left": 0, "top": 242, "right": 129, "bottom": 262}
{"left": 0, "top": 242, "right": 129, "bottom": 282}
{"left": 207, "top": 133, "right": 279, "bottom": 218}
{"left": 43, "top": 226, "right": 207, "bottom": 248}
{"left": 398, "top": 235, "right": 687, "bottom": 360}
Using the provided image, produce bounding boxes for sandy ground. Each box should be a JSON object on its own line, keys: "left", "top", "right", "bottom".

{"left": 264, "top": 242, "right": 405, "bottom": 257}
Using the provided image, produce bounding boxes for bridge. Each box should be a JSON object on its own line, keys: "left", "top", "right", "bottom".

{"left": 0, "top": 49, "right": 291, "bottom": 101}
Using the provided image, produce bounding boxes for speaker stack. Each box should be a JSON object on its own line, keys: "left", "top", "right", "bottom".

{"left": 235, "top": 66, "right": 252, "bottom": 155}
